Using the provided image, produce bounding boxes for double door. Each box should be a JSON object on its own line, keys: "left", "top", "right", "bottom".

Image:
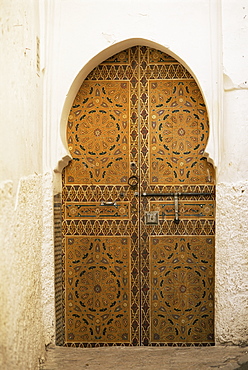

{"left": 62, "top": 46, "right": 215, "bottom": 346}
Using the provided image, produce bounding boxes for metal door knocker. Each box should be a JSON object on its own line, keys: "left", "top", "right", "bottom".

{"left": 128, "top": 175, "right": 139, "bottom": 189}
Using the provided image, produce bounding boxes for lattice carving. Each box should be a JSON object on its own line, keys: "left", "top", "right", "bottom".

{"left": 66, "top": 81, "right": 130, "bottom": 185}
{"left": 150, "top": 236, "right": 214, "bottom": 343}
{"left": 150, "top": 201, "right": 215, "bottom": 219}
{"left": 65, "top": 236, "right": 131, "bottom": 343}
{"left": 149, "top": 80, "right": 214, "bottom": 184}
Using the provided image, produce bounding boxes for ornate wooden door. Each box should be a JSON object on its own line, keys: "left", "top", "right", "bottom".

{"left": 62, "top": 46, "right": 215, "bottom": 346}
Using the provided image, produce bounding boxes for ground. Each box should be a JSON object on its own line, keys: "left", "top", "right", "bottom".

{"left": 41, "top": 345, "right": 248, "bottom": 370}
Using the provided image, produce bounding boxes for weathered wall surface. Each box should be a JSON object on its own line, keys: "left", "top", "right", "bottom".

{"left": 215, "top": 1, "right": 248, "bottom": 344}
{"left": 216, "top": 182, "right": 248, "bottom": 344}
{"left": 0, "top": 177, "right": 45, "bottom": 369}
{"left": 0, "top": 174, "right": 55, "bottom": 370}
{"left": 0, "top": 1, "right": 54, "bottom": 369}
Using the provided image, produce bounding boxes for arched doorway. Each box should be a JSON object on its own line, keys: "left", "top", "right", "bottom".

{"left": 61, "top": 46, "right": 215, "bottom": 346}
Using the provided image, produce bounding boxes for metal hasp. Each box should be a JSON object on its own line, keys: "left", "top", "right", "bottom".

{"left": 100, "top": 201, "right": 117, "bottom": 206}
{"left": 145, "top": 211, "right": 159, "bottom": 225}
{"left": 142, "top": 191, "right": 214, "bottom": 223}
{"left": 174, "top": 193, "right": 179, "bottom": 224}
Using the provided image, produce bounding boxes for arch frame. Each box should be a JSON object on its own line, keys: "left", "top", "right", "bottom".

{"left": 54, "top": 41, "right": 218, "bottom": 346}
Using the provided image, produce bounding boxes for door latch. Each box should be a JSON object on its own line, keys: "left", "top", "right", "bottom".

{"left": 145, "top": 211, "right": 159, "bottom": 225}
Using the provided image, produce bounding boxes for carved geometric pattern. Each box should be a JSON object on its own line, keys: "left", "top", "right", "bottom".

{"left": 149, "top": 80, "right": 214, "bottom": 184}
{"left": 64, "top": 202, "right": 130, "bottom": 220}
{"left": 150, "top": 236, "right": 214, "bottom": 343}
{"left": 66, "top": 81, "right": 130, "bottom": 184}
{"left": 148, "top": 48, "right": 179, "bottom": 64}
{"left": 62, "top": 183, "right": 215, "bottom": 203}
{"left": 54, "top": 194, "right": 64, "bottom": 346}
{"left": 150, "top": 201, "right": 215, "bottom": 219}
{"left": 62, "top": 46, "right": 215, "bottom": 347}
{"left": 86, "top": 65, "right": 135, "bottom": 81}
{"left": 102, "top": 50, "right": 130, "bottom": 64}
{"left": 65, "top": 236, "right": 131, "bottom": 343}
{"left": 62, "top": 218, "right": 215, "bottom": 237}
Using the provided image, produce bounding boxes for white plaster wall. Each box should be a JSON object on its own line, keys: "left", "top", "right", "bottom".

{"left": 0, "top": 0, "right": 42, "bottom": 188}
{"left": 215, "top": 0, "right": 248, "bottom": 344}
{"left": 0, "top": 1, "right": 55, "bottom": 369}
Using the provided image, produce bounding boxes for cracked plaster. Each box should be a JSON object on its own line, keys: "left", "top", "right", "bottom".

{"left": 216, "top": 181, "right": 248, "bottom": 345}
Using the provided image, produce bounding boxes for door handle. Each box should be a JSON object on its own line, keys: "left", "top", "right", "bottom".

{"left": 128, "top": 175, "right": 139, "bottom": 188}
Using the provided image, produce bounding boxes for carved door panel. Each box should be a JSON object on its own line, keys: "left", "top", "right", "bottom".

{"left": 62, "top": 46, "right": 215, "bottom": 346}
